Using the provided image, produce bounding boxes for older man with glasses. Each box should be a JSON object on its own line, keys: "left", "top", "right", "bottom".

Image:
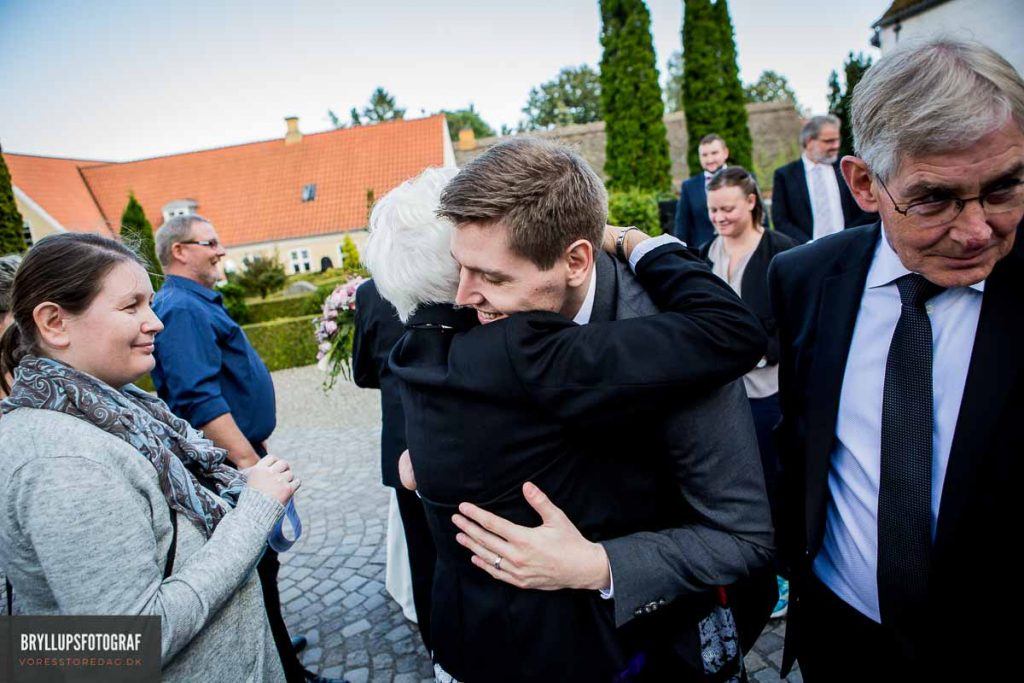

{"left": 769, "top": 38, "right": 1024, "bottom": 680}
{"left": 152, "top": 215, "right": 343, "bottom": 683}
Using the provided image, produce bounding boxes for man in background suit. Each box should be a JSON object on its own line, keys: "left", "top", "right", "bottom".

{"left": 771, "top": 115, "right": 875, "bottom": 243}
{"left": 769, "top": 39, "right": 1024, "bottom": 680}
{"left": 674, "top": 133, "right": 729, "bottom": 249}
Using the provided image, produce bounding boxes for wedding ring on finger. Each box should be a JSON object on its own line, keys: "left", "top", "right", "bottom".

{"left": 494, "top": 556, "right": 503, "bottom": 571}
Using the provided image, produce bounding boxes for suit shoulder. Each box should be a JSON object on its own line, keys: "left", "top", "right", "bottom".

{"left": 771, "top": 224, "right": 876, "bottom": 286}
{"left": 775, "top": 159, "right": 801, "bottom": 177}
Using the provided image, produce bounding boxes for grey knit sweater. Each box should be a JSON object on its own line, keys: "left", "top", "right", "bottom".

{"left": 0, "top": 408, "right": 287, "bottom": 682}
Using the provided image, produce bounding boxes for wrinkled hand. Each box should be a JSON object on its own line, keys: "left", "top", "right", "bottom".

{"left": 398, "top": 449, "right": 417, "bottom": 491}
{"left": 452, "top": 482, "right": 610, "bottom": 591}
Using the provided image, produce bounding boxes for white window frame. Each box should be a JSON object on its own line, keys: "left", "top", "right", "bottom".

{"left": 289, "top": 248, "right": 311, "bottom": 274}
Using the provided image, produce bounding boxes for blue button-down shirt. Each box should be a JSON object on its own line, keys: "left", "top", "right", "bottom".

{"left": 152, "top": 275, "right": 276, "bottom": 444}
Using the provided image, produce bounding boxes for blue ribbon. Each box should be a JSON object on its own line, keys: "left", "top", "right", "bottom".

{"left": 267, "top": 499, "right": 302, "bottom": 552}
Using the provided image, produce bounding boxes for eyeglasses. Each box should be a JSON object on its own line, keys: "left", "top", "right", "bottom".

{"left": 179, "top": 239, "right": 221, "bottom": 249}
{"left": 876, "top": 176, "right": 1024, "bottom": 228}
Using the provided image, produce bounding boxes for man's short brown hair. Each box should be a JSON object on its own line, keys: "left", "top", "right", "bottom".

{"left": 699, "top": 133, "right": 726, "bottom": 147}
{"left": 438, "top": 138, "right": 607, "bottom": 270}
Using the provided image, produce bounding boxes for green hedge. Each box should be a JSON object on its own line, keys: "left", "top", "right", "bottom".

{"left": 134, "top": 314, "right": 318, "bottom": 395}
{"left": 608, "top": 189, "right": 663, "bottom": 236}
{"left": 247, "top": 294, "right": 322, "bottom": 324}
{"left": 242, "top": 314, "right": 319, "bottom": 372}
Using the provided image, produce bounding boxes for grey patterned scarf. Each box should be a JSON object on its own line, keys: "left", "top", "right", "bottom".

{"left": 1, "top": 355, "right": 244, "bottom": 538}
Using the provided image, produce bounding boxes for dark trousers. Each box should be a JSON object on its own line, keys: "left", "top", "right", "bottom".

{"left": 249, "top": 439, "right": 307, "bottom": 682}
{"left": 797, "top": 575, "right": 917, "bottom": 682}
{"left": 258, "top": 548, "right": 307, "bottom": 682}
{"left": 748, "top": 394, "right": 782, "bottom": 529}
{"left": 394, "top": 486, "right": 436, "bottom": 653}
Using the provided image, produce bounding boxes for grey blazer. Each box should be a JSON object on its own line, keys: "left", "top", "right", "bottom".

{"left": 590, "top": 251, "right": 774, "bottom": 629}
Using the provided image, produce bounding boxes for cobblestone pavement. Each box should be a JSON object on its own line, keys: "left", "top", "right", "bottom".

{"left": 270, "top": 364, "right": 801, "bottom": 683}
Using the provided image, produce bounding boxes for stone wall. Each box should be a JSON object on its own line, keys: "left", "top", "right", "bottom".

{"left": 454, "top": 101, "right": 804, "bottom": 194}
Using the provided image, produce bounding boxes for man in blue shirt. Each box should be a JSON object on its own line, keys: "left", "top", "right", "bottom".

{"left": 152, "top": 215, "right": 342, "bottom": 683}
{"left": 152, "top": 217, "right": 274, "bottom": 467}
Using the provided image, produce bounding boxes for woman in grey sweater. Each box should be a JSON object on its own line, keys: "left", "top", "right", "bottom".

{"left": 0, "top": 233, "right": 299, "bottom": 681}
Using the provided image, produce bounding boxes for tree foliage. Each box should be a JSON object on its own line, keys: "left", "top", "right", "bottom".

{"left": 664, "top": 51, "right": 685, "bottom": 113}
{"left": 744, "top": 70, "right": 798, "bottom": 105}
{"left": 599, "top": 0, "right": 672, "bottom": 193}
{"left": 330, "top": 87, "right": 406, "bottom": 128}
{"left": 521, "top": 65, "right": 603, "bottom": 131}
{"left": 441, "top": 104, "right": 496, "bottom": 141}
{"left": 828, "top": 52, "right": 873, "bottom": 158}
{"left": 119, "top": 193, "right": 163, "bottom": 291}
{"left": 341, "top": 235, "right": 368, "bottom": 278}
{"left": 682, "top": 0, "right": 753, "bottom": 173}
{"left": 216, "top": 282, "right": 251, "bottom": 324}
{"left": 236, "top": 255, "right": 287, "bottom": 299}
{"left": 0, "top": 144, "right": 27, "bottom": 255}
{"left": 608, "top": 189, "right": 663, "bottom": 236}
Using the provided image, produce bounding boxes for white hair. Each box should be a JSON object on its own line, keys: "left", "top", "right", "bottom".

{"left": 853, "top": 37, "right": 1024, "bottom": 181}
{"left": 363, "top": 167, "right": 461, "bottom": 322}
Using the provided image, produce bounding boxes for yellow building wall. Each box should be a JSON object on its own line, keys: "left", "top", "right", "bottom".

{"left": 14, "top": 197, "right": 63, "bottom": 244}
{"left": 222, "top": 230, "right": 369, "bottom": 277}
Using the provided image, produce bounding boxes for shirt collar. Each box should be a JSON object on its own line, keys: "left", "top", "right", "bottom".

{"left": 704, "top": 163, "right": 726, "bottom": 179}
{"left": 572, "top": 265, "right": 598, "bottom": 325}
{"left": 164, "top": 274, "right": 223, "bottom": 302}
{"left": 867, "top": 224, "right": 986, "bottom": 293}
{"left": 802, "top": 154, "right": 829, "bottom": 173}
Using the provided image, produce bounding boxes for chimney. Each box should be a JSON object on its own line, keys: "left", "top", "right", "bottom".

{"left": 457, "top": 127, "right": 477, "bottom": 151}
{"left": 284, "top": 116, "right": 302, "bottom": 145}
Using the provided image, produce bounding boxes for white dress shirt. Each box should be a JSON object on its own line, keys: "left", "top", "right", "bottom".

{"left": 812, "top": 229, "right": 984, "bottom": 622}
{"left": 803, "top": 154, "right": 845, "bottom": 240}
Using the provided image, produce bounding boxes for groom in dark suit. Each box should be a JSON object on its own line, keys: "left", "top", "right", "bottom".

{"left": 771, "top": 115, "right": 876, "bottom": 244}
{"left": 769, "top": 38, "right": 1024, "bottom": 681}
{"left": 674, "top": 133, "right": 730, "bottom": 249}
{"left": 418, "top": 138, "right": 776, "bottom": 679}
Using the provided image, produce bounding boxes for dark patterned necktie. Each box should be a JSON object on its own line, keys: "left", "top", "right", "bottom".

{"left": 877, "top": 273, "right": 944, "bottom": 627}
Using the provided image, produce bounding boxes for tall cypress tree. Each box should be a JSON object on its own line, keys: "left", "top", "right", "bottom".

{"left": 0, "top": 144, "right": 27, "bottom": 255}
{"left": 713, "top": 0, "right": 753, "bottom": 170}
{"left": 120, "top": 193, "right": 163, "bottom": 291}
{"left": 828, "top": 52, "right": 873, "bottom": 158}
{"left": 599, "top": 0, "right": 672, "bottom": 193}
{"left": 682, "top": 0, "right": 719, "bottom": 174}
{"left": 682, "top": 0, "right": 753, "bottom": 173}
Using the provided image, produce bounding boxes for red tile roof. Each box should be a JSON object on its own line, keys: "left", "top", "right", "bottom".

{"left": 3, "top": 153, "right": 113, "bottom": 236}
{"left": 6, "top": 114, "right": 447, "bottom": 248}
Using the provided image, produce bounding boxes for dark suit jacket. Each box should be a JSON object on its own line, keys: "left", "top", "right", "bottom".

{"left": 675, "top": 173, "right": 716, "bottom": 250}
{"left": 352, "top": 279, "right": 408, "bottom": 487}
{"left": 770, "top": 159, "right": 876, "bottom": 244}
{"left": 700, "top": 229, "right": 799, "bottom": 366}
{"left": 769, "top": 222, "right": 1024, "bottom": 677}
{"left": 391, "top": 244, "right": 773, "bottom": 681}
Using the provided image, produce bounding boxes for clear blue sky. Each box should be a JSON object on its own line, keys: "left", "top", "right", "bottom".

{"left": 0, "top": 0, "right": 892, "bottom": 161}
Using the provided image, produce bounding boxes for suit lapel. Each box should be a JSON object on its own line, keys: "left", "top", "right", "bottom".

{"left": 803, "top": 224, "right": 879, "bottom": 548}
{"left": 792, "top": 162, "right": 813, "bottom": 228}
{"left": 935, "top": 229, "right": 1024, "bottom": 555}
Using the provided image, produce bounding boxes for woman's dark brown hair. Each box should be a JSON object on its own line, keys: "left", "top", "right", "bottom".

{"left": 706, "top": 165, "right": 766, "bottom": 231}
{"left": 0, "top": 233, "right": 144, "bottom": 393}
